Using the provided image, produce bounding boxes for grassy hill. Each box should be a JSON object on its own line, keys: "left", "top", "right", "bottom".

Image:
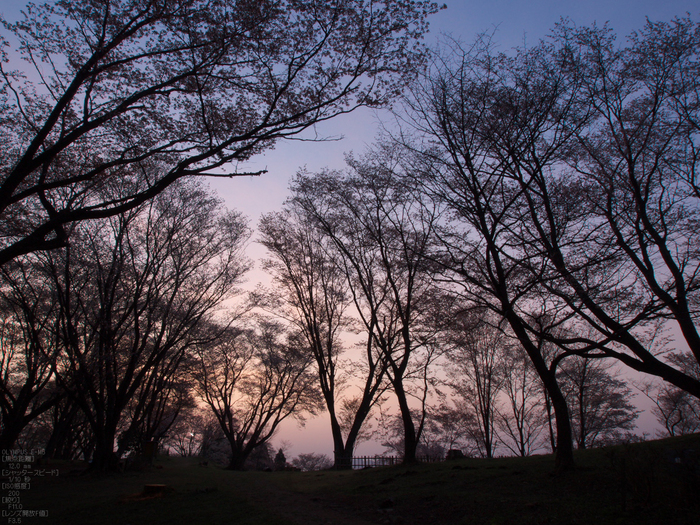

{"left": 22, "top": 434, "right": 699, "bottom": 524}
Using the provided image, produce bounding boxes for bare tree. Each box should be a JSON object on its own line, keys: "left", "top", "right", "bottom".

{"left": 650, "top": 386, "right": 700, "bottom": 437}
{"left": 399, "top": 42, "right": 577, "bottom": 468}
{"left": 119, "top": 357, "right": 197, "bottom": 458}
{"left": 163, "top": 408, "right": 210, "bottom": 458}
{"left": 423, "top": 403, "right": 475, "bottom": 458}
{"left": 0, "top": 261, "right": 62, "bottom": 451}
{"left": 645, "top": 352, "right": 700, "bottom": 436}
{"left": 482, "top": 18, "right": 700, "bottom": 402}
{"left": 290, "top": 148, "right": 444, "bottom": 463}
{"left": 496, "top": 342, "right": 548, "bottom": 457}
{"left": 194, "top": 322, "right": 321, "bottom": 470}
{"left": 259, "top": 208, "right": 386, "bottom": 469}
{"left": 398, "top": 17, "right": 700, "bottom": 468}
{"left": 292, "top": 452, "right": 333, "bottom": 472}
{"left": 0, "top": 0, "right": 439, "bottom": 265}
{"left": 35, "top": 394, "right": 91, "bottom": 460}
{"left": 557, "top": 356, "right": 639, "bottom": 449}
{"left": 446, "top": 309, "right": 506, "bottom": 459}
{"left": 44, "top": 179, "right": 249, "bottom": 469}
{"left": 551, "top": 19, "right": 700, "bottom": 383}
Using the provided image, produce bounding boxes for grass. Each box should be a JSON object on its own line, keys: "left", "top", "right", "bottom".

{"left": 19, "top": 457, "right": 286, "bottom": 525}
{"left": 21, "top": 434, "right": 700, "bottom": 525}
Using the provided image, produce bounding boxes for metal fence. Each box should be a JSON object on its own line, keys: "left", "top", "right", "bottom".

{"left": 337, "top": 455, "right": 442, "bottom": 469}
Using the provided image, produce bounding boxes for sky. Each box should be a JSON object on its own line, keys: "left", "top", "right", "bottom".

{"left": 239, "top": 0, "right": 700, "bottom": 459}
{"left": 212, "top": 0, "right": 700, "bottom": 226}
{"left": 2, "top": 0, "right": 697, "bottom": 460}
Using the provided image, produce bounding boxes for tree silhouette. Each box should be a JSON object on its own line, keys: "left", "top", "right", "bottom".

{"left": 194, "top": 322, "right": 320, "bottom": 470}
{"left": 259, "top": 208, "right": 387, "bottom": 469}
{"left": 0, "top": 0, "right": 438, "bottom": 265}
{"left": 397, "top": 16, "right": 700, "bottom": 468}
{"left": 45, "top": 179, "right": 248, "bottom": 469}
{"left": 290, "top": 150, "right": 444, "bottom": 464}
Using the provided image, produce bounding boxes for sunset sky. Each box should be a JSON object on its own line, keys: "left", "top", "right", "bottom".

{"left": 2, "top": 0, "right": 697, "bottom": 460}
{"left": 213, "top": 0, "right": 700, "bottom": 224}
{"left": 238, "top": 0, "right": 700, "bottom": 459}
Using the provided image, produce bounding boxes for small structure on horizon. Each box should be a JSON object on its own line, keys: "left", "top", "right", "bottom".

{"left": 446, "top": 449, "right": 466, "bottom": 460}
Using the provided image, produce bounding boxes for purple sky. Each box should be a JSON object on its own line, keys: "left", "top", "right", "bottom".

{"left": 254, "top": 0, "right": 700, "bottom": 458}
{"left": 2, "top": 0, "right": 697, "bottom": 459}
{"left": 213, "top": 0, "right": 700, "bottom": 225}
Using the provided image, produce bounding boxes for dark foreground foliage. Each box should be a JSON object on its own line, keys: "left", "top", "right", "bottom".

{"left": 22, "top": 434, "right": 700, "bottom": 524}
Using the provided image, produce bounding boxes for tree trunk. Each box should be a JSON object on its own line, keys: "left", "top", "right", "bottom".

{"left": 330, "top": 419, "right": 353, "bottom": 469}
{"left": 89, "top": 417, "right": 121, "bottom": 471}
{"left": 227, "top": 455, "right": 247, "bottom": 470}
{"left": 226, "top": 447, "right": 248, "bottom": 470}
{"left": 505, "top": 313, "right": 575, "bottom": 471}
{"left": 327, "top": 406, "right": 351, "bottom": 469}
{"left": 481, "top": 409, "right": 494, "bottom": 459}
{"left": 226, "top": 438, "right": 258, "bottom": 471}
{"left": 394, "top": 381, "right": 418, "bottom": 464}
{"left": 43, "top": 402, "right": 82, "bottom": 460}
{"left": 549, "top": 384, "right": 575, "bottom": 472}
{"left": 334, "top": 447, "right": 355, "bottom": 470}
{"left": 332, "top": 391, "right": 377, "bottom": 469}
{"left": 0, "top": 427, "right": 22, "bottom": 455}
{"left": 90, "top": 442, "right": 120, "bottom": 471}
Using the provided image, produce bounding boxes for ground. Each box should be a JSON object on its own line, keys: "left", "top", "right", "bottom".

{"left": 17, "top": 434, "right": 700, "bottom": 524}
